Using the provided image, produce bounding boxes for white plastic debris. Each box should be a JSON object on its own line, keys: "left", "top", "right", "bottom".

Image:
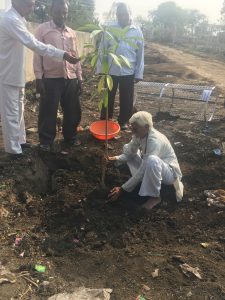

{"left": 180, "top": 263, "right": 202, "bottom": 280}
{"left": 0, "top": 263, "right": 16, "bottom": 284}
{"left": 151, "top": 269, "right": 159, "bottom": 279}
{"left": 0, "top": 206, "right": 9, "bottom": 218}
{"left": 187, "top": 291, "right": 193, "bottom": 297}
{"left": 142, "top": 284, "right": 150, "bottom": 291}
{"left": 204, "top": 189, "right": 225, "bottom": 208}
{"left": 27, "top": 127, "right": 38, "bottom": 133}
{"left": 48, "top": 287, "right": 113, "bottom": 300}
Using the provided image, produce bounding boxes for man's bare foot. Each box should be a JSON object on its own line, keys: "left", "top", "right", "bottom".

{"left": 142, "top": 197, "right": 161, "bottom": 210}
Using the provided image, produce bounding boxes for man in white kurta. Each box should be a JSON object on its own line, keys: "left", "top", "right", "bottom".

{"left": 108, "top": 111, "right": 184, "bottom": 210}
{"left": 0, "top": 0, "right": 80, "bottom": 157}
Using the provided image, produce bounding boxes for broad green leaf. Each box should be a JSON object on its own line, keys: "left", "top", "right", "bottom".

{"left": 98, "top": 76, "right": 105, "bottom": 94}
{"left": 107, "top": 26, "right": 123, "bottom": 37}
{"left": 107, "top": 27, "right": 123, "bottom": 42}
{"left": 110, "top": 42, "right": 119, "bottom": 54}
{"left": 106, "top": 75, "right": 113, "bottom": 91}
{"left": 90, "top": 29, "right": 103, "bottom": 39}
{"left": 84, "top": 43, "right": 94, "bottom": 48}
{"left": 90, "top": 90, "right": 98, "bottom": 101}
{"left": 99, "top": 24, "right": 104, "bottom": 31}
{"left": 103, "top": 90, "right": 108, "bottom": 108}
{"left": 98, "top": 99, "right": 103, "bottom": 111}
{"left": 122, "top": 26, "right": 130, "bottom": 34}
{"left": 102, "top": 57, "right": 109, "bottom": 74}
{"left": 91, "top": 54, "right": 98, "bottom": 68}
{"left": 128, "top": 36, "right": 144, "bottom": 41}
{"left": 77, "top": 24, "right": 101, "bottom": 32}
{"left": 105, "top": 31, "right": 114, "bottom": 40}
{"left": 125, "top": 40, "right": 139, "bottom": 49}
{"left": 109, "top": 53, "right": 122, "bottom": 68}
{"left": 119, "top": 55, "right": 131, "bottom": 68}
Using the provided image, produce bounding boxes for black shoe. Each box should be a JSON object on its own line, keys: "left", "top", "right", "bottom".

{"left": 9, "top": 153, "right": 25, "bottom": 160}
{"left": 20, "top": 143, "right": 32, "bottom": 149}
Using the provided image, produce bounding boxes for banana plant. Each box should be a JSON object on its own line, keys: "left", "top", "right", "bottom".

{"left": 78, "top": 23, "right": 141, "bottom": 186}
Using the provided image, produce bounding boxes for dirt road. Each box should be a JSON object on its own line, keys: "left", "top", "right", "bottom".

{"left": 152, "top": 43, "right": 225, "bottom": 93}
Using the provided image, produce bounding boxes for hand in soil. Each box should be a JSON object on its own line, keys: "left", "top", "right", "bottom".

{"left": 104, "top": 156, "right": 117, "bottom": 164}
{"left": 108, "top": 186, "right": 122, "bottom": 202}
{"left": 108, "top": 156, "right": 117, "bottom": 161}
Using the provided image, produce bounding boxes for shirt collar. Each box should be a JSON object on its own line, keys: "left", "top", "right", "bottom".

{"left": 50, "top": 20, "right": 69, "bottom": 32}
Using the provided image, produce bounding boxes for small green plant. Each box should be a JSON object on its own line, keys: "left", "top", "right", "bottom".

{"left": 78, "top": 23, "right": 141, "bottom": 186}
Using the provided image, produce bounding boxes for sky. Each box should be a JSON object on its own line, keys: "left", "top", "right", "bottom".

{"left": 95, "top": 0, "right": 224, "bottom": 23}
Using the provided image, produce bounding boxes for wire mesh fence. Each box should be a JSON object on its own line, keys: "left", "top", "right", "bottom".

{"left": 135, "top": 81, "right": 225, "bottom": 122}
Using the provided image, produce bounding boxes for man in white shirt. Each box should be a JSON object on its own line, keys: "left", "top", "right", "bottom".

{"left": 108, "top": 111, "right": 184, "bottom": 210}
{"left": 96, "top": 2, "right": 144, "bottom": 130}
{"left": 0, "top": 0, "right": 80, "bottom": 158}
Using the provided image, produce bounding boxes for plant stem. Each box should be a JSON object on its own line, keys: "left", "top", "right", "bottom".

{"left": 101, "top": 79, "right": 109, "bottom": 188}
{"left": 105, "top": 103, "right": 109, "bottom": 157}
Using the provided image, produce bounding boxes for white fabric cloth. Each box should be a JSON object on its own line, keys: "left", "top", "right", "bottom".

{"left": 116, "top": 128, "right": 183, "bottom": 201}
{"left": 127, "top": 154, "right": 176, "bottom": 197}
{"left": 0, "top": 83, "right": 26, "bottom": 154}
{"left": 201, "top": 89, "right": 212, "bottom": 102}
{"left": 0, "top": 7, "right": 65, "bottom": 87}
{"left": 0, "top": 7, "right": 65, "bottom": 153}
{"left": 96, "top": 24, "right": 144, "bottom": 80}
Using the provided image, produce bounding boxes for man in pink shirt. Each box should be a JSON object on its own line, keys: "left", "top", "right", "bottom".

{"left": 33, "top": 0, "right": 82, "bottom": 150}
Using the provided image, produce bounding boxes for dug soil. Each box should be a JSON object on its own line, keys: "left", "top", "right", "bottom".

{"left": 0, "top": 44, "right": 225, "bottom": 300}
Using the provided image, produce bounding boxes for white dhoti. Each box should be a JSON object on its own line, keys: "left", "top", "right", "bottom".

{"left": 127, "top": 154, "right": 176, "bottom": 198}
{"left": 0, "top": 83, "right": 26, "bottom": 154}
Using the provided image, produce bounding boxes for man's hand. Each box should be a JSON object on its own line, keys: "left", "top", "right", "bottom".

{"left": 108, "top": 156, "right": 117, "bottom": 161}
{"left": 104, "top": 156, "right": 117, "bottom": 164}
{"left": 63, "top": 52, "right": 81, "bottom": 64}
{"left": 36, "top": 79, "right": 45, "bottom": 95}
{"left": 134, "top": 78, "right": 142, "bottom": 84}
{"left": 108, "top": 186, "right": 123, "bottom": 201}
{"left": 77, "top": 80, "right": 83, "bottom": 96}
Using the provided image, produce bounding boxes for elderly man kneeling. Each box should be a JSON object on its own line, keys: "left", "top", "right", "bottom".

{"left": 108, "top": 111, "right": 184, "bottom": 210}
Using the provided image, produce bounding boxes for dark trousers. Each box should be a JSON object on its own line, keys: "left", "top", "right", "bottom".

{"left": 38, "top": 78, "right": 81, "bottom": 145}
{"left": 100, "top": 75, "right": 134, "bottom": 125}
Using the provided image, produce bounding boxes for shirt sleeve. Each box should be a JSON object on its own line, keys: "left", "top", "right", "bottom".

{"left": 121, "top": 136, "right": 160, "bottom": 192}
{"left": 116, "top": 136, "right": 140, "bottom": 163}
{"left": 134, "top": 28, "right": 144, "bottom": 80}
{"left": 33, "top": 25, "right": 44, "bottom": 79}
{"left": 5, "top": 16, "right": 65, "bottom": 61}
{"left": 122, "top": 156, "right": 147, "bottom": 192}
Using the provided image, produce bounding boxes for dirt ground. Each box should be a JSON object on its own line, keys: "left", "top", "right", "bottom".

{"left": 152, "top": 43, "right": 225, "bottom": 93}
{"left": 0, "top": 44, "right": 225, "bottom": 300}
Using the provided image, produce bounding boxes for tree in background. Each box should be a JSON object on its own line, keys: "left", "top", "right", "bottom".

{"left": 31, "top": 0, "right": 96, "bottom": 28}
{"left": 185, "top": 10, "right": 208, "bottom": 36}
{"left": 221, "top": 1, "right": 225, "bottom": 24}
{"left": 134, "top": 15, "right": 153, "bottom": 39}
{"left": 150, "top": 1, "right": 186, "bottom": 43}
{"left": 222, "top": 1, "right": 225, "bottom": 14}
{"left": 67, "top": 0, "right": 96, "bottom": 28}
{"left": 147, "top": 1, "right": 208, "bottom": 43}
